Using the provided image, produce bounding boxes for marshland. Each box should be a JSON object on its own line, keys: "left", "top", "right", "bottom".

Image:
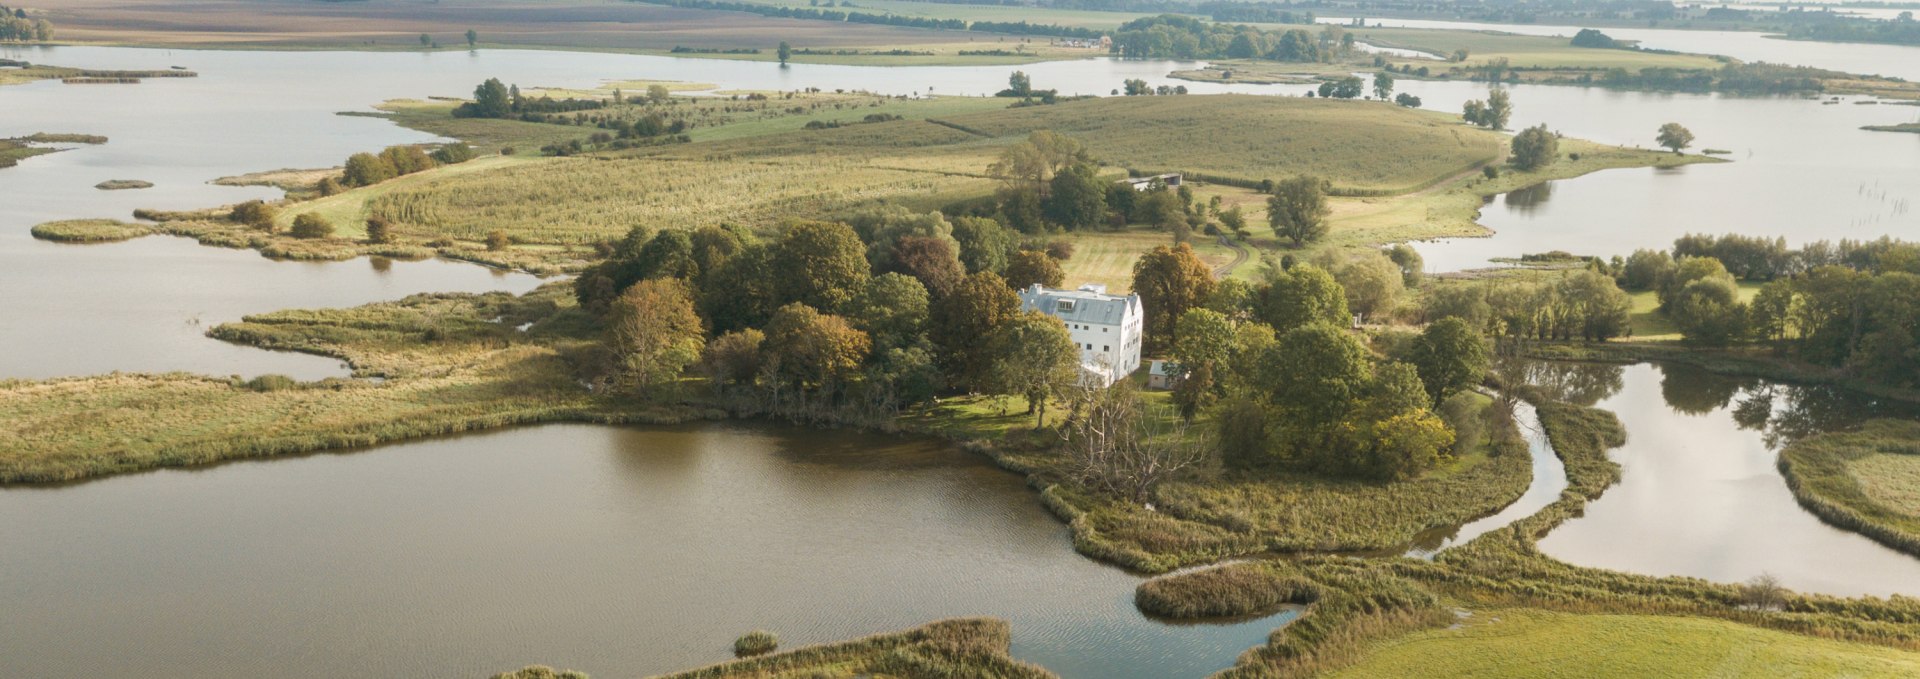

{"left": 7, "top": 1, "right": 1920, "bottom": 678}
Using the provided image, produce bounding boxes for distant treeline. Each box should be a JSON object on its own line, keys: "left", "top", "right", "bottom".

{"left": 1788, "top": 18, "right": 1920, "bottom": 47}
{"left": 1113, "top": 15, "right": 1338, "bottom": 61}
{"left": 631, "top": 0, "right": 1102, "bottom": 38}
{"left": 890, "top": 0, "right": 1316, "bottom": 22}
{"left": 1509, "top": 62, "right": 1840, "bottom": 95}
{"left": 0, "top": 4, "right": 52, "bottom": 42}
{"left": 1598, "top": 234, "right": 1920, "bottom": 387}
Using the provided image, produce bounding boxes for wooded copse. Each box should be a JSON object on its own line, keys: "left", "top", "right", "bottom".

{"left": 0, "top": 5, "right": 50, "bottom": 42}
{"left": 1563, "top": 234, "right": 1920, "bottom": 387}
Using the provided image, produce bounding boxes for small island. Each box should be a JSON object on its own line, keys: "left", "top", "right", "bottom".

{"left": 1864, "top": 123, "right": 1920, "bottom": 134}
{"left": 95, "top": 179, "right": 153, "bottom": 190}
{"left": 29, "top": 219, "right": 152, "bottom": 243}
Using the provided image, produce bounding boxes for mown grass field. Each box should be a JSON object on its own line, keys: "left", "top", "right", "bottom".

{"left": 1624, "top": 281, "right": 1759, "bottom": 340}
{"left": 1327, "top": 608, "right": 1920, "bottom": 678}
{"left": 1055, "top": 227, "right": 1240, "bottom": 292}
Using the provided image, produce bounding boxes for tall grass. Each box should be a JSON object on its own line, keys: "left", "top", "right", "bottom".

{"left": 652, "top": 618, "right": 1056, "bottom": 679}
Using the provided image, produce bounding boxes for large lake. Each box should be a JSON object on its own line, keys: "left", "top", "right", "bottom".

{"left": 0, "top": 423, "right": 1290, "bottom": 679}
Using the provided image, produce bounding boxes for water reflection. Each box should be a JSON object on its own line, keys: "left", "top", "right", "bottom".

{"left": 1501, "top": 180, "right": 1554, "bottom": 215}
{"left": 1531, "top": 361, "right": 1920, "bottom": 597}
{"left": 1496, "top": 356, "right": 1624, "bottom": 406}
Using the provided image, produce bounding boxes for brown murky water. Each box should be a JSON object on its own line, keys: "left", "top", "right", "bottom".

{"left": 0, "top": 423, "right": 1290, "bottom": 679}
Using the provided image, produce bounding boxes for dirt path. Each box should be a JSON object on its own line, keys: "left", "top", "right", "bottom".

{"left": 1214, "top": 233, "right": 1249, "bottom": 278}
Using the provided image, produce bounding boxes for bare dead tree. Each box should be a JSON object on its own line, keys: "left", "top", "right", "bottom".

{"left": 1058, "top": 380, "right": 1207, "bottom": 505}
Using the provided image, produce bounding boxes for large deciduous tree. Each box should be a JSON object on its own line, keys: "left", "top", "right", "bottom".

{"left": 761, "top": 303, "right": 871, "bottom": 396}
{"left": 932, "top": 271, "right": 1023, "bottom": 391}
{"left": 1003, "top": 249, "right": 1066, "bottom": 290}
{"left": 774, "top": 220, "right": 870, "bottom": 312}
{"left": 988, "top": 311, "right": 1082, "bottom": 428}
{"left": 1409, "top": 317, "right": 1489, "bottom": 403}
{"left": 1267, "top": 175, "right": 1330, "bottom": 247}
{"left": 608, "top": 279, "right": 706, "bottom": 392}
{"left": 1132, "top": 243, "right": 1217, "bottom": 355}
{"left": 1510, "top": 124, "right": 1559, "bottom": 171}
{"left": 1657, "top": 122, "right": 1695, "bottom": 153}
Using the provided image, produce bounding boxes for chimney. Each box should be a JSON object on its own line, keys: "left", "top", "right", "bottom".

{"left": 1078, "top": 283, "right": 1108, "bottom": 295}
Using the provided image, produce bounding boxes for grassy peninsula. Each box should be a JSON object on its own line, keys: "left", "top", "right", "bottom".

{"left": 1780, "top": 420, "right": 1920, "bottom": 557}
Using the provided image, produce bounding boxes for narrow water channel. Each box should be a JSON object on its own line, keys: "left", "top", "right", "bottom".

{"left": 1404, "top": 400, "right": 1567, "bottom": 558}
{"left": 0, "top": 423, "right": 1288, "bottom": 679}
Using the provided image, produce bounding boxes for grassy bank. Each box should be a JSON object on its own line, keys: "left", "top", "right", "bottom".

{"left": 1327, "top": 607, "right": 1920, "bottom": 678}
{"left": 641, "top": 618, "right": 1056, "bottom": 679}
{"left": 1864, "top": 123, "right": 1920, "bottom": 134}
{"left": 0, "top": 284, "right": 714, "bottom": 484}
{"left": 1135, "top": 560, "right": 1315, "bottom": 619}
{"left": 1780, "top": 419, "right": 1920, "bottom": 557}
{"left": 996, "top": 390, "right": 1530, "bottom": 573}
{"left": 28, "top": 219, "right": 151, "bottom": 243}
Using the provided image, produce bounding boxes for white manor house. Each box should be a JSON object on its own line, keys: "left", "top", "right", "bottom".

{"left": 1017, "top": 283, "right": 1144, "bottom": 387}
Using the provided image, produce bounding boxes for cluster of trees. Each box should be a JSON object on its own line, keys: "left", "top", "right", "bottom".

{"left": 1461, "top": 89, "right": 1513, "bottom": 130}
{"left": 1787, "top": 15, "right": 1920, "bottom": 47}
{"left": 1201, "top": 264, "right": 1488, "bottom": 481}
{"left": 1611, "top": 236, "right": 1920, "bottom": 380}
{"left": 1509, "top": 124, "right": 1559, "bottom": 171}
{"left": 227, "top": 201, "right": 338, "bottom": 240}
{"left": 1584, "top": 62, "right": 1834, "bottom": 95}
{"left": 576, "top": 208, "right": 1100, "bottom": 423}
{"left": 454, "top": 78, "right": 607, "bottom": 120}
{"left": 636, "top": 0, "right": 1102, "bottom": 38}
{"left": 978, "top": 130, "right": 1220, "bottom": 240}
{"left": 1570, "top": 28, "right": 1622, "bottom": 49}
{"left": 0, "top": 5, "right": 49, "bottom": 41}
{"left": 337, "top": 143, "right": 473, "bottom": 192}
{"left": 1118, "top": 79, "right": 1189, "bottom": 96}
{"left": 1111, "top": 15, "right": 1353, "bottom": 62}
{"left": 1426, "top": 269, "right": 1634, "bottom": 342}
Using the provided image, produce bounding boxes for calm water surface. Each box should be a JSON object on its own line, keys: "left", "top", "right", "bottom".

{"left": 0, "top": 423, "right": 1290, "bottom": 679}
{"left": 1534, "top": 362, "right": 1920, "bottom": 598}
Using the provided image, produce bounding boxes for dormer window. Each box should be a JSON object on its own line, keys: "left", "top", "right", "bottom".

{"left": 1055, "top": 299, "right": 1075, "bottom": 314}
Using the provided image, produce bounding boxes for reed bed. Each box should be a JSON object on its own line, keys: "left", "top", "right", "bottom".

{"left": 28, "top": 219, "right": 150, "bottom": 243}
{"left": 649, "top": 618, "right": 1056, "bottom": 679}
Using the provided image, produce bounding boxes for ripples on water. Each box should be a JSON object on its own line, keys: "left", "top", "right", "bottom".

{"left": 0, "top": 423, "right": 1288, "bottom": 679}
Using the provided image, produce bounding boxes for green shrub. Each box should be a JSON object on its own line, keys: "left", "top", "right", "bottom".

{"left": 735, "top": 629, "right": 779, "bottom": 657}
{"left": 290, "top": 213, "right": 334, "bottom": 239}
{"left": 229, "top": 200, "right": 276, "bottom": 231}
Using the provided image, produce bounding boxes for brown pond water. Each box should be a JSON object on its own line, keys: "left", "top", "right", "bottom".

{"left": 0, "top": 423, "right": 1292, "bottom": 679}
